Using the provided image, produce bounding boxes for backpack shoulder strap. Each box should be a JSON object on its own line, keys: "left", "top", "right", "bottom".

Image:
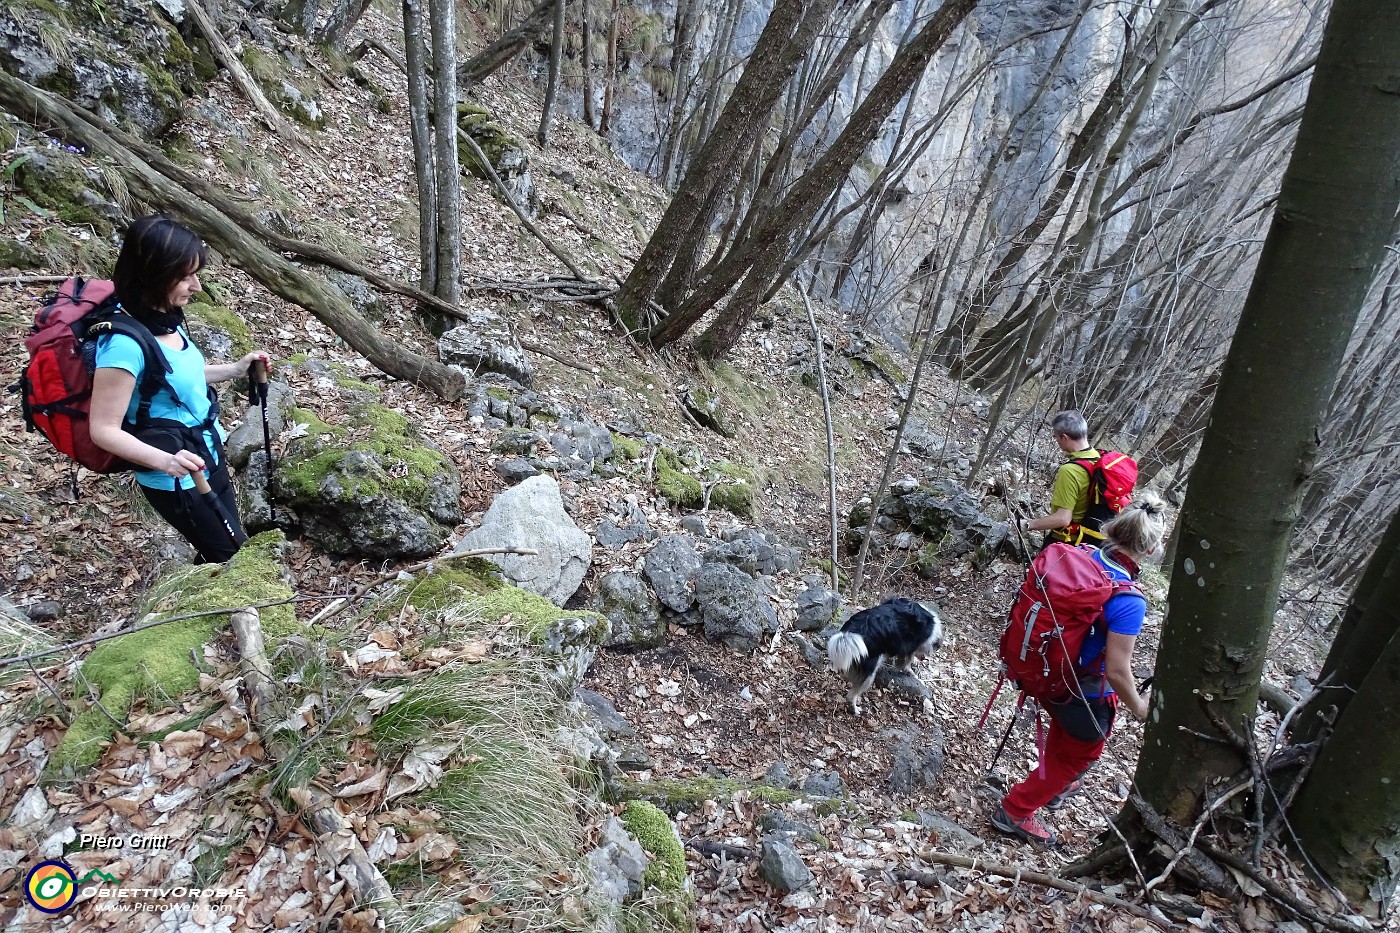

{"left": 87, "top": 310, "right": 173, "bottom": 423}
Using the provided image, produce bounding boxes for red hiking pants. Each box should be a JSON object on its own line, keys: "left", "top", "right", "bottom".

{"left": 1002, "top": 707, "right": 1107, "bottom": 820}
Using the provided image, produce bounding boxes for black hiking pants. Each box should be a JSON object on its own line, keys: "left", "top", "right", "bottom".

{"left": 140, "top": 458, "right": 245, "bottom": 564}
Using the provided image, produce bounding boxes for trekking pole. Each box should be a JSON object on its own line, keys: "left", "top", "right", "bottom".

{"left": 192, "top": 469, "right": 245, "bottom": 548}
{"left": 250, "top": 359, "right": 272, "bottom": 476}
{"left": 984, "top": 699, "right": 1023, "bottom": 790}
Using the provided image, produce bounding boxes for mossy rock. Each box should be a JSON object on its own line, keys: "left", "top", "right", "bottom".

{"left": 620, "top": 800, "right": 693, "bottom": 928}
{"left": 0, "top": 0, "right": 200, "bottom": 136}
{"left": 186, "top": 296, "right": 255, "bottom": 361}
{"left": 50, "top": 533, "right": 294, "bottom": 772}
{"left": 653, "top": 449, "right": 753, "bottom": 518}
{"left": 10, "top": 146, "right": 123, "bottom": 236}
{"left": 610, "top": 433, "right": 644, "bottom": 461}
{"left": 0, "top": 234, "right": 44, "bottom": 271}
{"left": 654, "top": 447, "right": 702, "bottom": 508}
{"left": 272, "top": 402, "right": 461, "bottom": 560}
{"left": 398, "top": 557, "right": 608, "bottom": 694}
{"left": 456, "top": 101, "right": 524, "bottom": 181}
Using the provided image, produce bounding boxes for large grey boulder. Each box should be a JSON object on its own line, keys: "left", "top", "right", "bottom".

{"left": 693, "top": 564, "right": 778, "bottom": 653}
{"left": 593, "top": 572, "right": 665, "bottom": 650}
{"left": 704, "top": 528, "right": 777, "bottom": 576}
{"left": 643, "top": 535, "right": 702, "bottom": 613}
{"left": 455, "top": 475, "right": 592, "bottom": 606}
{"left": 794, "top": 585, "right": 841, "bottom": 632}
{"left": 574, "top": 688, "right": 652, "bottom": 773}
{"left": 226, "top": 380, "right": 296, "bottom": 470}
{"left": 885, "top": 725, "right": 947, "bottom": 794}
{"left": 759, "top": 840, "right": 812, "bottom": 892}
{"left": 439, "top": 327, "right": 535, "bottom": 387}
{"left": 550, "top": 420, "right": 614, "bottom": 468}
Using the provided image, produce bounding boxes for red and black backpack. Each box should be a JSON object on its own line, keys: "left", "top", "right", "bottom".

{"left": 17, "top": 277, "right": 172, "bottom": 473}
{"left": 1060, "top": 451, "right": 1139, "bottom": 543}
{"left": 998, "top": 542, "right": 1142, "bottom": 702}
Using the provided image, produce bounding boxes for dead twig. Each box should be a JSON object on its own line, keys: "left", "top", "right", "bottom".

{"left": 1200, "top": 842, "right": 1368, "bottom": 933}
{"left": 905, "top": 851, "right": 1180, "bottom": 931}
{"left": 0, "top": 274, "right": 69, "bottom": 286}
{"left": 25, "top": 658, "right": 71, "bottom": 725}
{"left": 518, "top": 338, "right": 600, "bottom": 375}
{"left": 686, "top": 838, "right": 757, "bottom": 861}
{"left": 0, "top": 595, "right": 343, "bottom": 668}
{"left": 230, "top": 607, "right": 394, "bottom": 910}
{"left": 1145, "top": 778, "right": 1251, "bottom": 892}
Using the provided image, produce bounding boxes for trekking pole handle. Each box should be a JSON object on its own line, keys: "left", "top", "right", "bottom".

{"left": 250, "top": 358, "right": 269, "bottom": 385}
{"left": 191, "top": 469, "right": 212, "bottom": 495}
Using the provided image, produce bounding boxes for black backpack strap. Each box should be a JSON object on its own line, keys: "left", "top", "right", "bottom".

{"left": 83, "top": 309, "right": 173, "bottom": 425}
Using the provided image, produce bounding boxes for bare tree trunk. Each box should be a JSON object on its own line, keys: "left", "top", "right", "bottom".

{"left": 315, "top": 0, "right": 375, "bottom": 48}
{"left": 1133, "top": 0, "right": 1400, "bottom": 828}
{"left": 403, "top": 0, "right": 437, "bottom": 298}
{"left": 428, "top": 0, "right": 461, "bottom": 306}
{"left": 659, "top": 0, "right": 700, "bottom": 186}
{"left": 598, "top": 0, "right": 619, "bottom": 136}
{"left": 537, "top": 0, "right": 566, "bottom": 147}
{"left": 659, "top": 0, "right": 983, "bottom": 354}
{"left": 614, "top": 0, "right": 830, "bottom": 329}
{"left": 581, "top": 0, "right": 596, "bottom": 129}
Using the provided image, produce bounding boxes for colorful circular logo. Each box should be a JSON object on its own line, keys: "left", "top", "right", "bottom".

{"left": 25, "top": 860, "right": 79, "bottom": 913}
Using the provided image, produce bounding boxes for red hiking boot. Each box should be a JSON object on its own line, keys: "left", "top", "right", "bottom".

{"left": 990, "top": 805, "right": 1057, "bottom": 845}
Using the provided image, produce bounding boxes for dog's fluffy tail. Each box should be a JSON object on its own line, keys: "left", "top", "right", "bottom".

{"left": 828, "top": 631, "right": 869, "bottom": 672}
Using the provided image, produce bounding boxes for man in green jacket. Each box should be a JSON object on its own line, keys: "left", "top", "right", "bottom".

{"left": 1016, "top": 410, "right": 1102, "bottom": 546}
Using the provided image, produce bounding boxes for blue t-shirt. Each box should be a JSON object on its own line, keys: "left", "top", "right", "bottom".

{"left": 94, "top": 329, "right": 226, "bottom": 491}
{"left": 1077, "top": 548, "right": 1146, "bottom": 697}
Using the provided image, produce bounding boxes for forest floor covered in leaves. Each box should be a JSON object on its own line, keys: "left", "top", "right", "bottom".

{"left": 0, "top": 6, "right": 1388, "bottom": 931}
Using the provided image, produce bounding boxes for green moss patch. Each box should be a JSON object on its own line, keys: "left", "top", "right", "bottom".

{"left": 611, "top": 433, "right": 644, "bottom": 461}
{"left": 621, "top": 801, "right": 686, "bottom": 893}
{"left": 51, "top": 533, "right": 294, "bottom": 772}
{"left": 612, "top": 776, "right": 798, "bottom": 816}
{"left": 186, "top": 297, "right": 255, "bottom": 359}
{"left": 456, "top": 102, "right": 522, "bottom": 181}
{"left": 403, "top": 558, "right": 607, "bottom": 646}
{"left": 653, "top": 449, "right": 753, "bottom": 517}
{"left": 275, "top": 402, "right": 449, "bottom": 508}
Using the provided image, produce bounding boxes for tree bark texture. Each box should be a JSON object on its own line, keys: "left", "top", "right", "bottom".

{"left": 536, "top": 0, "right": 566, "bottom": 147}
{"left": 1288, "top": 516, "right": 1400, "bottom": 913}
{"left": 654, "top": 0, "right": 982, "bottom": 355}
{"left": 1133, "top": 0, "right": 1400, "bottom": 825}
{"left": 427, "top": 0, "right": 462, "bottom": 305}
{"left": 402, "top": 0, "right": 437, "bottom": 298}
{"left": 0, "top": 71, "right": 465, "bottom": 401}
{"left": 1292, "top": 504, "right": 1400, "bottom": 745}
{"left": 598, "top": 0, "right": 619, "bottom": 135}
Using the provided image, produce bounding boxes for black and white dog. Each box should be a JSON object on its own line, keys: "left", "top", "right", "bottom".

{"left": 827, "top": 598, "right": 943, "bottom": 715}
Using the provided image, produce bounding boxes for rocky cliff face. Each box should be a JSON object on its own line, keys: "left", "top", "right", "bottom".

{"left": 0, "top": 0, "right": 213, "bottom": 136}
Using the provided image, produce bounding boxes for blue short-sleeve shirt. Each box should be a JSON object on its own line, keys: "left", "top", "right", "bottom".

{"left": 95, "top": 329, "right": 226, "bottom": 491}
{"left": 1077, "top": 547, "right": 1146, "bottom": 697}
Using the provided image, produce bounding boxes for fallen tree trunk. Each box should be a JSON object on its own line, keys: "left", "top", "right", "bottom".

{"left": 185, "top": 0, "right": 301, "bottom": 141}
{"left": 0, "top": 70, "right": 465, "bottom": 401}
{"left": 456, "top": 0, "right": 556, "bottom": 88}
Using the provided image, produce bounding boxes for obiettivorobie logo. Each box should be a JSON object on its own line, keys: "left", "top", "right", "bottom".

{"left": 24, "top": 861, "right": 119, "bottom": 914}
{"left": 23, "top": 857, "right": 248, "bottom": 916}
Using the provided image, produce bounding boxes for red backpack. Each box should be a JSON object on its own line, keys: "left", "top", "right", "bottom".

{"left": 17, "top": 277, "right": 170, "bottom": 473}
{"left": 999, "top": 542, "right": 1141, "bottom": 701}
{"left": 1063, "top": 451, "right": 1138, "bottom": 543}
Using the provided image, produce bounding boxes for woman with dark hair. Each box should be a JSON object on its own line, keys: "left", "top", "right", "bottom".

{"left": 89, "top": 215, "right": 271, "bottom": 563}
